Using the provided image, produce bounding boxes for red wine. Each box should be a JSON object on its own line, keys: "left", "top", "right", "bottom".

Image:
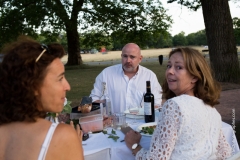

{"left": 144, "top": 81, "right": 155, "bottom": 123}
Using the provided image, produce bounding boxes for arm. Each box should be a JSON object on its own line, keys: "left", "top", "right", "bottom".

{"left": 90, "top": 72, "right": 104, "bottom": 102}
{"left": 216, "top": 129, "right": 232, "bottom": 159}
{"left": 136, "top": 100, "right": 182, "bottom": 160}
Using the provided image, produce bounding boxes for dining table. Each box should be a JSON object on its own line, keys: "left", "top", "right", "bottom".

{"left": 82, "top": 111, "right": 239, "bottom": 160}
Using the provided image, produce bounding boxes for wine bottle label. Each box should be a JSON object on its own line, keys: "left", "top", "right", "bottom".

{"left": 144, "top": 102, "right": 152, "bottom": 115}
{"left": 106, "top": 100, "right": 112, "bottom": 115}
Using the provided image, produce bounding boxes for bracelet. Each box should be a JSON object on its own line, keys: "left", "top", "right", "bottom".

{"left": 132, "top": 145, "right": 141, "bottom": 156}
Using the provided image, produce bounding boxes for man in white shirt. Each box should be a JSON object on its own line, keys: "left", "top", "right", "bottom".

{"left": 90, "top": 43, "right": 162, "bottom": 113}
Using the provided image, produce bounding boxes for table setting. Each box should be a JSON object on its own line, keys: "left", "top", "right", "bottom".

{"left": 81, "top": 108, "right": 239, "bottom": 160}
{"left": 46, "top": 98, "right": 239, "bottom": 160}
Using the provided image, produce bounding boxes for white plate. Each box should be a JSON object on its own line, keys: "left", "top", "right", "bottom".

{"left": 136, "top": 122, "right": 157, "bottom": 136}
{"left": 124, "top": 108, "right": 144, "bottom": 119}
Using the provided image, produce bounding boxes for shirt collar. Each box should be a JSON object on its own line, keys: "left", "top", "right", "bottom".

{"left": 121, "top": 64, "right": 141, "bottom": 78}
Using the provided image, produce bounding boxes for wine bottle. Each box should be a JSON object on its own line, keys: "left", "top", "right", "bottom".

{"left": 144, "top": 81, "right": 155, "bottom": 123}
{"left": 101, "top": 82, "right": 112, "bottom": 116}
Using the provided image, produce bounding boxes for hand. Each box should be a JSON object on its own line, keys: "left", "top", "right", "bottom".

{"left": 124, "top": 130, "right": 142, "bottom": 150}
{"left": 70, "top": 120, "right": 83, "bottom": 143}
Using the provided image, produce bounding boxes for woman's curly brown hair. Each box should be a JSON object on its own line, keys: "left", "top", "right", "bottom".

{"left": 0, "top": 36, "right": 65, "bottom": 125}
{"left": 162, "top": 47, "right": 221, "bottom": 107}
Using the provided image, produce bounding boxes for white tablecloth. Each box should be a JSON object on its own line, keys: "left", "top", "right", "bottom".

{"left": 83, "top": 117, "right": 239, "bottom": 160}
{"left": 82, "top": 132, "right": 111, "bottom": 156}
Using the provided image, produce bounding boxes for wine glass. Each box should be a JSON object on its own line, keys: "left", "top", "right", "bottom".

{"left": 112, "top": 113, "right": 126, "bottom": 130}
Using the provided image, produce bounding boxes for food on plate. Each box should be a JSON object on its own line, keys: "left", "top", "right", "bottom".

{"left": 140, "top": 125, "right": 156, "bottom": 135}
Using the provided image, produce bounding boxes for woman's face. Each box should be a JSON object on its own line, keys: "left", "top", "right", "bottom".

{"left": 165, "top": 52, "right": 197, "bottom": 96}
{"left": 38, "top": 58, "right": 70, "bottom": 113}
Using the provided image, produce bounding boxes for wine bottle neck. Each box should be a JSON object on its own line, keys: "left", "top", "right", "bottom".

{"left": 146, "top": 87, "right": 151, "bottom": 93}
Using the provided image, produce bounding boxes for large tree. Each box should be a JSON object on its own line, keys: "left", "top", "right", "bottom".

{"left": 0, "top": 0, "right": 172, "bottom": 65}
{"left": 168, "top": 0, "right": 240, "bottom": 83}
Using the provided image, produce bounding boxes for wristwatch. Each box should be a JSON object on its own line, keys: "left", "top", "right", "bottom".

{"left": 132, "top": 143, "right": 138, "bottom": 150}
{"left": 131, "top": 143, "right": 139, "bottom": 156}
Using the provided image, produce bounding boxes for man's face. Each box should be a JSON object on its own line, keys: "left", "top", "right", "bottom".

{"left": 121, "top": 44, "right": 142, "bottom": 73}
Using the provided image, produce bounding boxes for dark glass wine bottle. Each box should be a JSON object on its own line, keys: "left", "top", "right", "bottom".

{"left": 144, "top": 81, "right": 155, "bottom": 123}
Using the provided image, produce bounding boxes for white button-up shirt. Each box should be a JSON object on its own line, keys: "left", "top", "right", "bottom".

{"left": 90, "top": 64, "right": 162, "bottom": 113}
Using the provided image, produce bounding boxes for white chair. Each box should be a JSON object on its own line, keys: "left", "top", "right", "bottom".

{"left": 227, "top": 151, "right": 240, "bottom": 160}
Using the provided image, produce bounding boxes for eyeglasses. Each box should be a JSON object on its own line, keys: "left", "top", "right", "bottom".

{"left": 35, "top": 44, "right": 49, "bottom": 62}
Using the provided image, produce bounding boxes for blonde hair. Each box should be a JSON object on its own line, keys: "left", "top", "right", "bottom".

{"left": 162, "top": 47, "right": 221, "bottom": 107}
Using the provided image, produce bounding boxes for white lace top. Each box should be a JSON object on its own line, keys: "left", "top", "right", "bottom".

{"left": 136, "top": 95, "right": 232, "bottom": 160}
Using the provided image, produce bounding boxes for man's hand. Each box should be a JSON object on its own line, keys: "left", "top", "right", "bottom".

{"left": 124, "top": 130, "right": 141, "bottom": 149}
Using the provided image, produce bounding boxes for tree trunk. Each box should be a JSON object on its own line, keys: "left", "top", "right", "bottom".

{"left": 65, "top": 23, "right": 82, "bottom": 65}
{"left": 201, "top": 0, "right": 240, "bottom": 83}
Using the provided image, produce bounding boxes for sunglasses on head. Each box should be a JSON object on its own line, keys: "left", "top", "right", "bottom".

{"left": 35, "top": 44, "right": 50, "bottom": 62}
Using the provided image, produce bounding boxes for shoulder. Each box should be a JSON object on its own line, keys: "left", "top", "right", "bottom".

{"left": 163, "top": 95, "right": 195, "bottom": 111}
{"left": 170, "top": 95, "right": 200, "bottom": 104}
{"left": 52, "top": 123, "right": 82, "bottom": 144}
{"left": 101, "top": 64, "right": 122, "bottom": 73}
{"left": 138, "top": 65, "right": 157, "bottom": 79}
{"left": 46, "top": 123, "right": 84, "bottom": 159}
{"left": 139, "top": 65, "right": 155, "bottom": 74}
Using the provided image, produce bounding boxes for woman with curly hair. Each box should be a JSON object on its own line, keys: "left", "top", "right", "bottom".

{"left": 0, "top": 36, "right": 84, "bottom": 160}
{"left": 125, "top": 47, "right": 232, "bottom": 159}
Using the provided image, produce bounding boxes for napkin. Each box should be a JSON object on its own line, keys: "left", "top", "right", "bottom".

{"left": 82, "top": 132, "right": 111, "bottom": 156}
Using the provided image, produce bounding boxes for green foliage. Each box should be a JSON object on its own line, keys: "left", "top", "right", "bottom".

{"left": 107, "top": 135, "right": 120, "bottom": 142}
{"left": 80, "top": 30, "right": 113, "bottom": 50}
{"left": 111, "top": 29, "right": 173, "bottom": 49}
{"left": 186, "top": 30, "right": 207, "bottom": 46}
{"left": 233, "top": 17, "right": 240, "bottom": 45}
{"left": 102, "top": 129, "right": 119, "bottom": 142}
{"left": 0, "top": 0, "right": 172, "bottom": 58}
{"left": 141, "top": 126, "right": 155, "bottom": 135}
{"left": 46, "top": 100, "right": 72, "bottom": 118}
{"left": 167, "top": 0, "right": 201, "bottom": 11}
{"left": 62, "top": 101, "right": 72, "bottom": 114}
{"left": 173, "top": 32, "right": 188, "bottom": 46}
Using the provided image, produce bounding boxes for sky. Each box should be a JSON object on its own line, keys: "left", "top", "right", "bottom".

{"left": 162, "top": 1, "right": 240, "bottom": 36}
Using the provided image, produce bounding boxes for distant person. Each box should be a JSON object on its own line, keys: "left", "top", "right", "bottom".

{"left": 0, "top": 36, "right": 84, "bottom": 160}
{"left": 90, "top": 43, "right": 162, "bottom": 113}
{"left": 158, "top": 55, "right": 163, "bottom": 65}
{"left": 101, "top": 47, "right": 107, "bottom": 54}
{"left": 125, "top": 47, "right": 231, "bottom": 159}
